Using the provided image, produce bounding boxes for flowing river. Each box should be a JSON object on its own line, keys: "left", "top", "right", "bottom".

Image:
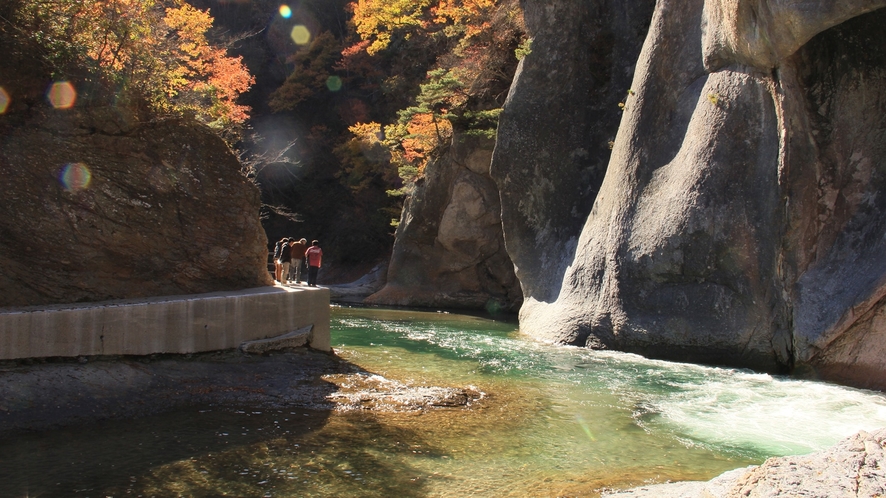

{"left": 3, "top": 305, "right": 886, "bottom": 497}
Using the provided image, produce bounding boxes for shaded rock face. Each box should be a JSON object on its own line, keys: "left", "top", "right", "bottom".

{"left": 517, "top": 0, "right": 886, "bottom": 385}
{"left": 0, "top": 106, "right": 272, "bottom": 308}
{"left": 489, "top": 0, "right": 656, "bottom": 303}
{"left": 366, "top": 135, "right": 521, "bottom": 312}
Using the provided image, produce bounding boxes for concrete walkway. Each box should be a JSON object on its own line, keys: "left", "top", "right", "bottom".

{"left": 0, "top": 284, "right": 330, "bottom": 360}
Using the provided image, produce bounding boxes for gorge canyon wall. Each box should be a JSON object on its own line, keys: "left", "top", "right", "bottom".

{"left": 368, "top": 0, "right": 656, "bottom": 313}
{"left": 501, "top": 0, "right": 886, "bottom": 389}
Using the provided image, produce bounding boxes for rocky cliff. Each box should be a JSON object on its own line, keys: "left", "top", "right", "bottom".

{"left": 506, "top": 0, "right": 886, "bottom": 388}
{"left": 490, "top": 0, "right": 656, "bottom": 303}
{"left": 369, "top": 0, "right": 656, "bottom": 313}
{"left": 366, "top": 135, "right": 521, "bottom": 312}
{"left": 0, "top": 105, "right": 272, "bottom": 308}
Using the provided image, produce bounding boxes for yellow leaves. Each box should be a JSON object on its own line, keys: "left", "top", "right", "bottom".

{"left": 349, "top": 0, "right": 433, "bottom": 54}
{"left": 164, "top": 3, "right": 212, "bottom": 49}
{"left": 432, "top": 0, "right": 495, "bottom": 37}
{"left": 349, "top": 0, "right": 496, "bottom": 55}
{"left": 149, "top": 3, "right": 254, "bottom": 124}
{"left": 349, "top": 122, "right": 385, "bottom": 145}
{"left": 69, "top": 0, "right": 155, "bottom": 72}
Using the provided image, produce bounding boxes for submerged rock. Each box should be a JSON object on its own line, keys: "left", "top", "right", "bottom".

{"left": 324, "top": 372, "right": 484, "bottom": 412}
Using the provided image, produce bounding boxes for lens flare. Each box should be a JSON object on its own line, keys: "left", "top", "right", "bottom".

{"left": 325, "top": 76, "right": 342, "bottom": 92}
{"left": 279, "top": 5, "right": 292, "bottom": 18}
{"left": 0, "top": 87, "right": 9, "bottom": 114}
{"left": 47, "top": 82, "right": 77, "bottom": 109}
{"left": 60, "top": 163, "right": 92, "bottom": 191}
{"left": 575, "top": 414, "right": 597, "bottom": 441}
{"left": 290, "top": 25, "right": 311, "bottom": 45}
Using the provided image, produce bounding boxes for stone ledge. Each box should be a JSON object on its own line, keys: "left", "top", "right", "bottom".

{"left": 240, "top": 325, "right": 313, "bottom": 354}
{"left": 0, "top": 285, "right": 330, "bottom": 358}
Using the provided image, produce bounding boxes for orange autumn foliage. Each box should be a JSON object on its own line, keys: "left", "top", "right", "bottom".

{"left": 11, "top": 0, "right": 254, "bottom": 126}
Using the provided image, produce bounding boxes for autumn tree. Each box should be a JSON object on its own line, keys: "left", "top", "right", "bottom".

{"left": 342, "top": 0, "right": 524, "bottom": 190}
{"left": 3, "top": 0, "right": 255, "bottom": 128}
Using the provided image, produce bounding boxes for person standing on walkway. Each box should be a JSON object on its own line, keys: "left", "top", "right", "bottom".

{"left": 279, "top": 238, "right": 293, "bottom": 285}
{"left": 290, "top": 238, "right": 307, "bottom": 284}
{"left": 305, "top": 240, "right": 323, "bottom": 287}
{"left": 273, "top": 237, "right": 285, "bottom": 283}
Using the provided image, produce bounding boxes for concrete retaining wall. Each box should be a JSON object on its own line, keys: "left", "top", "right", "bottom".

{"left": 0, "top": 285, "right": 330, "bottom": 359}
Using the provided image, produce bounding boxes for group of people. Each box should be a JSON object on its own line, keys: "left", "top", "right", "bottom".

{"left": 273, "top": 237, "right": 323, "bottom": 287}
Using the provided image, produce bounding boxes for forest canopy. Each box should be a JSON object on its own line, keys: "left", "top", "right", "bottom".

{"left": 0, "top": 0, "right": 254, "bottom": 128}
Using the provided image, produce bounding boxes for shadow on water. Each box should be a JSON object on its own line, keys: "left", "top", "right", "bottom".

{"left": 0, "top": 349, "right": 439, "bottom": 498}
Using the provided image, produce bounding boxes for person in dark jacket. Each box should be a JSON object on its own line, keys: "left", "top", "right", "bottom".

{"left": 290, "top": 238, "right": 308, "bottom": 284}
{"left": 273, "top": 237, "right": 285, "bottom": 282}
{"left": 305, "top": 240, "right": 323, "bottom": 287}
{"left": 279, "top": 238, "right": 293, "bottom": 285}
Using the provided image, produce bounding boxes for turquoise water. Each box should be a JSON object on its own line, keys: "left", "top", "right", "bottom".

{"left": 3, "top": 305, "right": 886, "bottom": 497}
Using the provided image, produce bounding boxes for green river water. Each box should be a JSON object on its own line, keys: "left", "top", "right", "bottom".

{"left": 3, "top": 305, "right": 886, "bottom": 497}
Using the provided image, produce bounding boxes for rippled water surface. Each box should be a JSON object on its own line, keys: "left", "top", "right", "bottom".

{"left": 3, "top": 305, "right": 886, "bottom": 497}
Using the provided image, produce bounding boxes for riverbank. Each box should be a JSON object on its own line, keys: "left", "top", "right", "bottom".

{"left": 0, "top": 346, "right": 479, "bottom": 439}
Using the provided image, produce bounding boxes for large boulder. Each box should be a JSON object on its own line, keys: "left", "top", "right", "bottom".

{"left": 514, "top": 0, "right": 886, "bottom": 387}
{"left": 0, "top": 105, "right": 272, "bottom": 308}
{"left": 489, "top": 0, "right": 656, "bottom": 303}
{"left": 366, "top": 135, "right": 521, "bottom": 312}
{"left": 604, "top": 428, "right": 886, "bottom": 497}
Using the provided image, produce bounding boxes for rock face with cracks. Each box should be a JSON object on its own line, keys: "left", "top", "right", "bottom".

{"left": 0, "top": 106, "right": 272, "bottom": 308}
{"left": 505, "top": 0, "right": 886, "bottom": 389}
{"left": 489, "top": 0, "right": 657, "bottom": 304}
{"left": 367, "top": 135, "right": 521, "bottom": 312}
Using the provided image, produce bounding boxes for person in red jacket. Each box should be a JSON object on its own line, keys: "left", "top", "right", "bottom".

{"left": 305, "top": 240, "right": 323, "bottom": 287}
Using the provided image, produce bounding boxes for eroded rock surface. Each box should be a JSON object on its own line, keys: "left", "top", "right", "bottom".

{"left": 489, "top": 0, "right": 656, "bottom": 303}
{"left": 366, "top": 135, "right": 521, "bottom": 312}
{"left": 0, "top": 106, "right": 272, "bottom": 307}
{"left": 512, "top": 0, "right": 886, "bottom": 387}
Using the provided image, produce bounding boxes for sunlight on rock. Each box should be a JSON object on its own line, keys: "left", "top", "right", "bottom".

{"left": 0, "top": 87, "right": 9, "bottom": 114}
{"left": 290, "top": 25, "right": 311, "bottom": 45}
{"left": 279, "top": 5, "right": 292, "bottom": 18}
{"left": 47, "top": 81, "right": 76, "bottom": 109}
{"left": 325, "top": 76, "right": 342, "bottom": 92}
{"left": 59, "top": 162, "right": 92, "bottom": 191}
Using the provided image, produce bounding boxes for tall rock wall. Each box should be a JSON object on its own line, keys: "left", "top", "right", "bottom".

{"left": 366, "top": 135, "right": 521, "bottom": 312}
{"left": 489, "top": 0, "right": 656, "bottom": 303}
{"left": 0, "top": 106, "right": 272, "bottom": 308}
{"left": 506, "top": 0, "right": 886, "bottom": 389}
